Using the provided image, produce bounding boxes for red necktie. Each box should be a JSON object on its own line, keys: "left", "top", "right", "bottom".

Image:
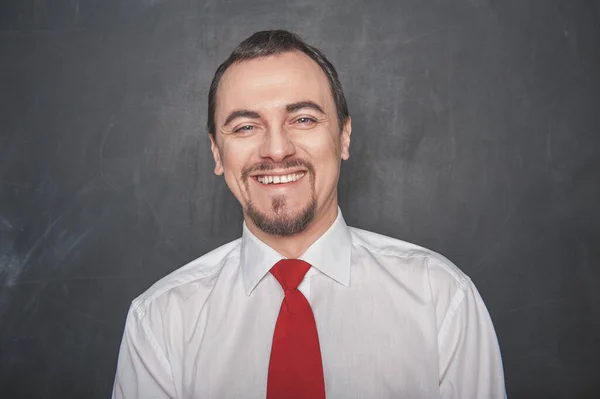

{"left": 267, "top": 259, "right": 326, "bottom": 399}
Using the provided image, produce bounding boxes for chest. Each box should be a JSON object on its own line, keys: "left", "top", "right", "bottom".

{"left": 177, "top": 276, "right": 441, "bottom": 398}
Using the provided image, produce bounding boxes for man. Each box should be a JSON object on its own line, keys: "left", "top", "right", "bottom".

{"left": 112, "top": 30, "right": 506, "bottom": 398}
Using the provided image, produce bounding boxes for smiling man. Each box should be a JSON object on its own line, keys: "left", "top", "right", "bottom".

{"left": 112, "top": 30, "right": 506, "bottom": 399}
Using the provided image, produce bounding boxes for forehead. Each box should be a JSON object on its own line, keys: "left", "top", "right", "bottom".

{"left": 216, "top": 51, "right": 333, "bottom": 117}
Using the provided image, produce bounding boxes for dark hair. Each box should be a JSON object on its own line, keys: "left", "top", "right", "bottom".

{"left": 207, "top": 30, "right": 349, "bottom": 136}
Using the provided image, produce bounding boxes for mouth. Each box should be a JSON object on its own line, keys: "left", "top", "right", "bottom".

{"left": 251, "top": 171, "right": 306, "bottom": 186}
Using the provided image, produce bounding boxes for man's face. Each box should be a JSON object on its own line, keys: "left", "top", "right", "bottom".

{"left": 210, "top": 51, "right": 351, "bottom": 236}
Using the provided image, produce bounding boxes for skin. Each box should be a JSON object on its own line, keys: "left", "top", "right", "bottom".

{"left": 209, "top": 51, "right": 351, "bottom": 258}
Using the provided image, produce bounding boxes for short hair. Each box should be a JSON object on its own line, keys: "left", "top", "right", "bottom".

{"left": 207, "top": 30, "right": 349, "bottom": 136}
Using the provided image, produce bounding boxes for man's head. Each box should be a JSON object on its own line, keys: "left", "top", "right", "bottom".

{"left": 208, "top": 30, "right": 351, "bottom": 237}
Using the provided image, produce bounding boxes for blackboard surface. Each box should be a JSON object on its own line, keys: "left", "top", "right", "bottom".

{"left": 1, "top": 1, "right": 599, "bottom": 398}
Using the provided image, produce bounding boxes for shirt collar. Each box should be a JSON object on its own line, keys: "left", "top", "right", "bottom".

{"left": 240, "top": 208, "right": 352, "bottom": 296}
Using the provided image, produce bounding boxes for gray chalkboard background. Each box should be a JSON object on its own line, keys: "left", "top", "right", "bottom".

{"left": 1, "top": 0, "right": 599, "bottom": 398}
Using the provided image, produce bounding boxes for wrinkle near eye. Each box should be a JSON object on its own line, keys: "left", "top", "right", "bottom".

{"left": 290, "top": 115, "right": 328, "bottom": 128}
{"left": 220, "top": 124, "right": 257, "bottom": 135}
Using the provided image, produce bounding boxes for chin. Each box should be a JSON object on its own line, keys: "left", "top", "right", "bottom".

{"left": 246, "top": 197, "right": 317, "bottom": 237}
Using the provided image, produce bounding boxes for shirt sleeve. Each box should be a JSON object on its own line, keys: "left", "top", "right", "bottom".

{"left": 437, "top": 279, "right": 506, "bottom": 399}
{"left": 112, "top": 304, "right": 177, "bottom": 399}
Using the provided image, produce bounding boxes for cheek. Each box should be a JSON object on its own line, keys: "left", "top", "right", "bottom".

{"left": 219, "top": 148, "right": 246, "bottom": 187}
{"left": 219, "top": 140, "right": 263, "bottom": 193}
{"left": 316, "top": 157, "right": 341, "bottom": 187}
{"left": 220, "top": 141, "right": 249, "bottom": 172}
{"left": 300, "top": 130, "right": 340, "bottom": 158}
{"left": 303, "top": 137, "right": 342, "bottom": 187}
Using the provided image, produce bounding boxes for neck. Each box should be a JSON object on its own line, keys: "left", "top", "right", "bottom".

{"left": 244, "top": 199, "right": 339, "bottom": 259}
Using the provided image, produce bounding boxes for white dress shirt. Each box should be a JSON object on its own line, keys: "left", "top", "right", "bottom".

{"left": 112, "top": 209, "right": 506, "bottom": 398}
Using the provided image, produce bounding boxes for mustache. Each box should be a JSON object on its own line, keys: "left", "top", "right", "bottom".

{"left": 241, "top": 158, "right": 315, "bottom": 182}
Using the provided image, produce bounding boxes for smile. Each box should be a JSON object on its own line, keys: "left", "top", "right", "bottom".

{"left": 256, "top": 172, "right": 305, "bottom": 185}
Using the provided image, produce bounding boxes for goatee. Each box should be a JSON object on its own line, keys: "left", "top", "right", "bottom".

{"left": 246, "top": 196, "right": 316, "bottom": 236}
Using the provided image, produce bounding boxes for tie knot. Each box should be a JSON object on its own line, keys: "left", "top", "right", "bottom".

{"left": 270, "top": 259, "right": 311, "bottom": 291}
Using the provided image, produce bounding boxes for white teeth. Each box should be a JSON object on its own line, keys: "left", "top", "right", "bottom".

{"left": 257, "top": 173, "right": 305, "bottom": 185}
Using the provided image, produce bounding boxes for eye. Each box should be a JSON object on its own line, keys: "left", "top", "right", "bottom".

{"left": 295, "top": 117, "right": 316, "bottom": 125}
{"left": 234, "top": 125, "right": 254, "bottom": 133}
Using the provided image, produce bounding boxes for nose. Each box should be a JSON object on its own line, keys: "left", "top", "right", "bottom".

{"left": 258, "top": 125, "right": 296, "bottom": 162}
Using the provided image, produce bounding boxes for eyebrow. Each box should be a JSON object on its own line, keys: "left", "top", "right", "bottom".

{"left": 286, "top": 101, "right": 325, "bottom": 114}
{"left": 222, "top": 101, "right": 326, "bottom": 128}
{"left": 223, "top": 110, "right": 261, "bottom": 127}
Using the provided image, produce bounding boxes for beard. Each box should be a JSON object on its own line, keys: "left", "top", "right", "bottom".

{"left": 246, "top": 195, "right": 317, "bottom": 236}
{"left": 241, "top": 158, "right": 316, "bottom": 236}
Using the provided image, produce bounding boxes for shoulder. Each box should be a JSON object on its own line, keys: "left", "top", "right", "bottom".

{"left": 348, "top": 226, "right": 471, "bottom": 290}
{"left": 130, "top": 238, "right": 242, "bottom": 316}
{"left": 349, "top": 226, "right": 482, "bottom": 333}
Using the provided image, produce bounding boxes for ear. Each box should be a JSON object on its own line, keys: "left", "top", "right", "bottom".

{"left": 209, "top": 134, "right": 224, "bottom": 175}
{"left": 340, "top": 117, "right": 352, "bottom": 161}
